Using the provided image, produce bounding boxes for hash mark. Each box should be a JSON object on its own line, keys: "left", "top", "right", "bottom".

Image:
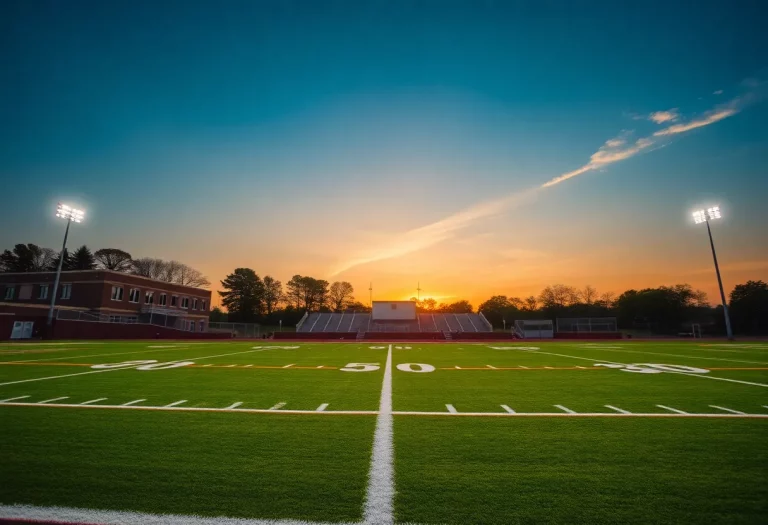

{"left": 500, "top": 404, "right": 515, "bottom": 413}
{"left": 165, "top": 400, "right": 187, "bottom": 407}
{"left": 316, "top": 403, "right": 329, "bottom": 412}
{"left": 225, "top": 402, "right": 243, "bottom": 409}
{"left": 554, "top": 404, "right": 575, "bottom": 414}
{"left": 37, "top": 397, "right": 68, "bottom": 404}
{"left": 605, "top": 405, "right": 631, "bottom": 414}
{"left": 486, "top": 365, "right": 497, "bottom": 369}
{"left": 122, "top": 399, "right": 146, "bottom": 406}
{"left": 709, "top": 405, "right": 745, "bottom": 415}
{"left": 269, "top": 402, "right": 286, "bottom": 410}
{"left": 282, "top": 364, "right": 294, "bottom": 368}
{"left": 519, "top": 366, "right": 529, "bottom": 369}
{"left": 657, "top": 404, "right": 687, "bottom": 414}
{"left": 0, "top": 395, "right": 30, "bottom": 403}
{"left": 446, "top": 404, "right": 458, "bottom": 414}
{"left": 80, "top": 398, "right": 107, "bottom": 405}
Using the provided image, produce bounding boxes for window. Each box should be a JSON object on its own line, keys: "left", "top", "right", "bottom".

{"left": 60, "top": 284, "right": 72, "bottom": 300}
{"left": 159, "top": 293, "right": 167, "bottom": 306}
{"left": 192, "top": 298, "right": 198, "bottom": 310}
{"left": 189, "top": 320, "right": 195, "bottom": 332}
{"left": 145, "top": 291, "right": 154, "bottom": 304}
{"left": 201, "top": 300, "right": 207, "bottom": 311}
{"left": 111, "top": 286, "right": 124, "bottom": 301}
{"left": 181, "top": 297, "right": 189, "bottom": 309}
{"left": 171, "top": 295, "right": 178, "bottom": 307}
{"left": 199, "top": 322, "right": 205, "bottom": 332}
{"left": 38, "top": 285, "right": 49, "bottom": 300}
{"left": 4, "top": 286, "right": 14, "bottom": 300}
{"left": 129, "top": 288, "right": 140, "bottom": 303}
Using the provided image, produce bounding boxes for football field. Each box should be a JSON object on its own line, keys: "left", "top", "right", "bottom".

{"left": 0, "top": 340, "right": 766, "bottom": 524}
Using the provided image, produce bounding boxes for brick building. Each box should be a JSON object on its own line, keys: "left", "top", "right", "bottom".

{"left": 0, "top": 270, "right": 212, "bottom": 338}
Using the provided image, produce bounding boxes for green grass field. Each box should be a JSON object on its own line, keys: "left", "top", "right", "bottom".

{"left": 1, "top": 340, "right": 767, "bottom": 524}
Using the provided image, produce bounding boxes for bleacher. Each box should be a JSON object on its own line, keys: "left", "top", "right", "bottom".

{"left": 294, "top": 311, "right": 493, "bottom": 337}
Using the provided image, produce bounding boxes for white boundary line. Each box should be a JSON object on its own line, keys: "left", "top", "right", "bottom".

{"left": 362, "top": 344, "right": 394, "bottom": 525}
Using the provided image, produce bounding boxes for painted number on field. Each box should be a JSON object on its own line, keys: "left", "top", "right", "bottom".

{"left": 91, "top": 360, "right": 157, "bottom": 369}
{"left": 91, "top": 360, "right": 194, "bottom": 371}
{"left": 251, "top": 346, "right": 300, "bottom": 350}
{"left": 396, "top": 363, "right": 435, "bottom": 373}
{"left": 595, "top": 363, "right": 709, "bottom": 374}
{"left": 341, "top": 362, "right": 380, "bottom": 372}
{"left": 488, "top": 346, "right": 540, "bottom": 351}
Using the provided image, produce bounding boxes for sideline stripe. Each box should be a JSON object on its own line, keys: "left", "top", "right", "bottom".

{"left": 316, "top": 403, "right": 329, "bottom": 412}
{"left": 0, "top": 395, "right": 29, "bottom": 403}
{"left": 122, "top": 399, "right": 146, "bottom": 406}
{"left": 709, "top": 405, "right": 745, "bottom": 415}
{"left": 657, "top": 404, "right": 687, "bottom": 414}
{"left": 446, "top": 404, "right": 458, "bottom": 414}
{"left": 225, "top": 402, "right": 243, "bottom": 410}
{"left": 363, "top": 344, "right": 394, "bottom": 525}
{"left": 37, "top": 396, "right": 68, "bottom": 404}
{"left": 0, "top": 503, "right": 333, "bottom": 525}
{"left": 1, "top": 402, "right": 766, "bottom": 418}
{"left": 80, "top": 398, "right": 107, "bottom": 405}
{"left": 554, "top": 404, "right": 575, "bottom": 414}
{"left": 165, "top": 400, "right": 187, "bottom": 407}
{"left": 500, "top": 404, "right": 515, "bottom": 413}
{"left": 605, "top": 405, "right": 631, "bottom": 414}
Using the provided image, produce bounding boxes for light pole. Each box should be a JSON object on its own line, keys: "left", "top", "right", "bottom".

{"left": 692, "top": 206, "right": 733, "bottom": 340}
{"left": 47, "top": 203, "right": 85, "bottom": 326}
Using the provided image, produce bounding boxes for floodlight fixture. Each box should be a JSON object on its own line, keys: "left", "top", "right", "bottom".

{"left": 692, "top": 204, "right": 733, "bottom": 340}
{"left": 48, "top": 203, "right": 86, "bottom": 326}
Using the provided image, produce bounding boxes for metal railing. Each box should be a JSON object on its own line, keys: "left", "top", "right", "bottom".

{"left": 208, "top": 322, "right": 261, "bottom": 338}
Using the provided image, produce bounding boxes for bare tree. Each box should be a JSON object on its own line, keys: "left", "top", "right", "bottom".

{"left": 177, "top": 263, "right": 210, "bottom": 288}
{"left": 509, "top": 297, "right": 525, "bottom": 309}
{"left": 581, "top": 285, "right": 598, "bottom": 305}
{"left": 31, "top": 248, "right": 56, "bottom": 271}
{"left": 598, "top": 291, "right": 616, "bottom": 308}
{"left": 131, "top": 258, "right": 166, "bottom": 279}
{"left": 158, "top": 260, "right": 182, "bottom": 283}
{"left": 94, "top": 249, "right": 133, "bottom": 271}
{"left": 524, "top": 296, "right": 538, "bottom": 311}
{"left": 328, "top": 281, "right": 355, "bottom": 311}
{"left": 262, "top": 276, "right": 282, "bottom": 315}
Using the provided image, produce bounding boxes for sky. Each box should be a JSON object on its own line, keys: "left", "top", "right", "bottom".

{"left": 2, "top": 0, "right": 767, "bottom": 309}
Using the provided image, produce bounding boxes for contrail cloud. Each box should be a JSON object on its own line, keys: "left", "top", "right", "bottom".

{"left": 331, "top": 84, "right": 763, "bottom": 276}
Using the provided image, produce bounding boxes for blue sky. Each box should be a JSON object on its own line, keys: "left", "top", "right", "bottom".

{"left": 2, "top": 0, "right": 767, "bottom": 306}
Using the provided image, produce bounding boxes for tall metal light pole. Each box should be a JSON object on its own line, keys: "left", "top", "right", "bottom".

{"left": 692, "top": 206, "right": 733, "bottom": 340}
{"left": 47, "top": 203, "right": 85, "bottom": 326}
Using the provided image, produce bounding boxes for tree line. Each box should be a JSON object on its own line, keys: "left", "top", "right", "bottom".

{"left": 0, "top": 243, "right": 209, "bottom": 287}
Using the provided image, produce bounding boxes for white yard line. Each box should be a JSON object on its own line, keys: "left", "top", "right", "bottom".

{"left": 0, "top": 395, "right": 29, "bottom": 403}
{"left": 554, "top": 404, "right": 575, "bottom": 414}
{"left": 80, "top": 398, "right": 107, "bottom": 405}
{"left": 165, "top": 400, "right": 187, "bottom": 407}
{"left": 446, "top": 404, "right": 458, "bottom": 413}
{"left": 122, "top": 399, "right": 146, "bottom": 406}
{"left": 500, "top": 404, "right": 515, "bottom": 413}
{"left": 657, "top": 404, "right": 687, "bottom": 414}
{"left": 225, "top": 402, "right": 243, "bottom": 409}
{"left": 605, "top": 405, "right": 631, "bottom": 414}
{"left": 362, "top": 344, "right": 394, "bottom": 525}
{"left": 0, "top": 347, "right": 274, "bottom": 387}
{"left": 37, "top": 396, "right": 68, "bottom": 404}
{"left": 709, "top": 405, "right": 745, "bottom": 415}
{"left": 0, "top": 503, "right": 334, "bottom": 525}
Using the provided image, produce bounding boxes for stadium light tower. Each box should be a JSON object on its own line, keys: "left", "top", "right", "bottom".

{"left": 47, "top": 203, "right": 85, "bottom": 326}
{"left": 692, "top": 206, "right": 733, "bottom": 340}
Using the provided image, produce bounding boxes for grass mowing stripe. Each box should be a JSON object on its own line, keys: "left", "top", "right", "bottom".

{"left": 363, "top": 344, "right": 394, "bottom": 525}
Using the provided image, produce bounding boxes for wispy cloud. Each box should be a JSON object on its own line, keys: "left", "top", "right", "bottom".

{"left": 330, "top": 83, "right": 763, "bottom": 276}
{"left": 648, "top": 109, "right": 679, "bottom": 124}
{"left": 713, "top": 89, "right": 723, "bottom": 95}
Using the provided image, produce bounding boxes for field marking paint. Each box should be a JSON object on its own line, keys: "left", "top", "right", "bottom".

{"left": 165, "top": 400, "right": 187, "bottom": 407}
{"left": 486, "top": 365, "right": 497, "bottom": 369}
{"left": 270, "top": 402, "right": 286, "bottom": 410}
{"left": 0, "top": 395, "right": 29, "bottom": 402}
{"left": 0, "top": 503, "right": 334, "bottom": 525}
{"left": 391, "top": 411, "right": 768, "bottom": 418}
{"left": 577, "top": 346, "right": 768, "bottom": 365}
{"left": 80, "top": 398, "right": 107, "bottom": 405}
{"left": 455, "top": 366, "right": 461, "bottom": 369}
{"left": 500, "top": 404, "right": 515, "bottom": 413}
{"left": 657, "top": 404, "right": 687, "bottom": 414}
{"left": 446, "top": 404, "right": 458, "bottom": 414}
{"left": 519, "top": 365, "right": 528, "bottom": 369}
{"left": 554, "top": 404, "right": 575, "bottom": 414}
{"left": 244, "top": 364, "right": 253, "bottom": 367}
{"left": 605, "top": 405, "right": 631, "bottom": 414}
{"left": 709, "top": 405, "right": 745, "bottom": 415}
{"left": 363, "top": 343, "right": 394, "bottom": 525}
{"left": 575, "top": 366, "right": 585, "bottom": 369}
{"left": 530, "top": 349, "right": 768, "bottom": 389}
{"left": 225, "top": 402, "right": 243, "bottom": 410}
{"left": 122, "top": 399, "right": 145, "bottom": 406}
{"left": 316, "top": 403, "right": 329, "bottom": 412}
{"left": 203, "top": 364, "right": 213, "bottom": 367}
{"left": 0, "top": 346, "right": 275, "bottom": 387}
{"left": 283, "top": 364, "right": 295, "bottom": 368}
{"left": 37, "top": 396, "right": 68, "bottom": 404}
{"left": 225, "top": 364, "right": 237, "bottom": 368}
{"left": 4, "top": 345, "right": 199, "bottom": 364}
